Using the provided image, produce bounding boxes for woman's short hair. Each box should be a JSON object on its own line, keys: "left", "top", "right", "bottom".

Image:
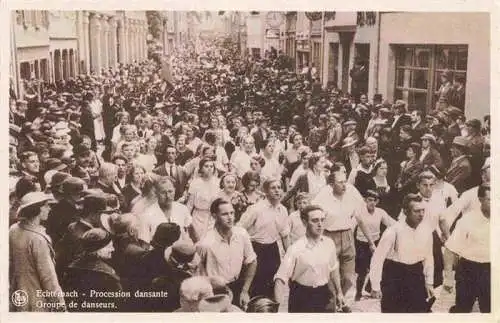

{"left": 126, "top": 163, "right": 146, "bottom": 183}
{"left": 251, "top": 155, "right": 266, "bottom": 168}
{"left": 259, "top": 139, "right": 272, "bottom": 151}
{"left": 262, "top": 178, "right": 281, "bottom": 192}
{"left": 241, "top": 171, "right": 261, "bottom": 189}
{"left": 219, "top": 173, "right": 237, "bottom": 189}
{"left": 198, "top": 157, "right": 215, "bottom": 174}
{"left": 408, "top": 142, "right": 422, "bottom": 160}
{"left": 371, "top": 158, "right": 387, "bottom": 176}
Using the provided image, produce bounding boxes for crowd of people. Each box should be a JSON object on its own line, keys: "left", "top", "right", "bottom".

{"left": 9, "top": 38, "right": 490, "bottom": 313}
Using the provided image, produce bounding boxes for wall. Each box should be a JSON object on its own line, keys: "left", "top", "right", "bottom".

{"left": 246, "top": 14, "right": 263, "bottom": 52}
{"left": 48, "top": 11, "right": 77, "bottom": 39}
{"left": 378, "top": 12, "right": 490, "bottom": 119}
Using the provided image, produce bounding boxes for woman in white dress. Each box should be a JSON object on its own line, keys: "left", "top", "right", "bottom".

{"left": 90, "top": 93, "right": 105, "bottom": 143}
{"left": 260, "top": 139, "right": 282, "bottom": 182}
{"left": 186, "top": 158, "right": 220, "bottom": 242}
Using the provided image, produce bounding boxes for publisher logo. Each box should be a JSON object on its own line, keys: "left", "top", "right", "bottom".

{"left": 12, "top": 290, "right": 28, "bottom": 307}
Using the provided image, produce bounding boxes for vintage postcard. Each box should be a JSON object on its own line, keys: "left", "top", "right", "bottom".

{"left": 3, "top": 1, "right": 497, "bottom": 323}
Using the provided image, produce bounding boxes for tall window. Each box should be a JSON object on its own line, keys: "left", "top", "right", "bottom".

{"left": 20, "top": 62, "right": 31, "bottom": 80}
{"left": 313, "top": 42, "right": 321, "bottom": 69}
{"left": 394, "top": 44, "right": 468, "bottom": 112}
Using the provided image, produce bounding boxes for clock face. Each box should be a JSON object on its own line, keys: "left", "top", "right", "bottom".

{"left": 266, "top": 11, "right": 284, "bottom": 28}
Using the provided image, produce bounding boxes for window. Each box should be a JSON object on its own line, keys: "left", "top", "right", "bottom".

{"left": 20, "top": 62, "right": 31, "bottom": 80}
{"left": 15, "top": 10, "right": 24, "bottom": 25}
{"left": 394, "top": 44, "right": 468, "bottom": 112}
{"left": 328, "top": 42, "right": 339, "bottom": 86}
{"left": 313, "top": 42, "right": 321, "bottom": 69}
{"left": 40, "top": 59, "right": 48, "bottom": 81}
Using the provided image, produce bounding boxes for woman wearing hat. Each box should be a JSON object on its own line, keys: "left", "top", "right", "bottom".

{"left": 420, "top": 133, "right": 443, "bottom": 169}
{"left": 63, "top": 228, "right": 122, "bottom": 312}
{"left": 9, "top": 192, "right": 66, "bottom": 312}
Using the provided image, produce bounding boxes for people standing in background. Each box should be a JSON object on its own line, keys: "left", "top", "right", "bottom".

{"left": 435, "top": 70, "right": 454, "bottom": 111}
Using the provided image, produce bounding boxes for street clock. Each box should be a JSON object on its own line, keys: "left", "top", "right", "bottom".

{"left": 266, "top": 12, "right": 284, "bottom": 28}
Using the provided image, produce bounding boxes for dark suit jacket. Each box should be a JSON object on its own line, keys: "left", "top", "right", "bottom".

{"left": 411, "top": 122, "right": 428, "bottom": 142}
{"left": 450, "top": 87, "right": 465, "bottom": 111}
{"left": 444, "top": 155, "right": 472, "bottom": 194}
{"left": 390, "top": 114, "right": 412, "bottom": 140}
{"left": 420, "top": 148, "right": 443, "bottom": 169}
{"left": 152, "top": 163, "right": 188, "bottom": 200}
{"left": 282, "top": 173, "right": 309, "bottom": 206}
{"left": 55, "top": 220, "right": 94, "bottom": 278}
{"left": 121, "top": 184, "right": 141, "bottom": 212}
{"left": 252, "top": 128, "right": 268, "bottom": 153}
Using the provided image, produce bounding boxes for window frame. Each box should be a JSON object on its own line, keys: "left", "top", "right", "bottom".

{"left": 394, "top": 44, "right": 468, "bottom": 112}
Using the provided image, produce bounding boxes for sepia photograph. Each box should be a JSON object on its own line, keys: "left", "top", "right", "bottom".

{"left": 7, "top": 9, "right": 491, "bottom": 315}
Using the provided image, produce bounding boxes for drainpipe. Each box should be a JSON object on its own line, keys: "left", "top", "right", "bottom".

{"left": 374, "top": 12, "right": 381, "bottom": 94}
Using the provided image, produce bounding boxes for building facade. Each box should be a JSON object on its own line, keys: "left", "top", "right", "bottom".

{"left": 12, "top": 10, "right": 51, "bottom": 86}
{"left": 377, "top": 12, "right": 489, "bottom": 119}
{"left": 321, "top": 12, "right": 378, "bottom": 98}
{"left": 11, "top": 10, "right": 148, "bottom": 98}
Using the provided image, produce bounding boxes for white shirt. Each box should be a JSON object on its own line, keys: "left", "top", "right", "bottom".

{"left": 237, "top": 199, "right": 290, "bottom": 244}
{"left": 261, "top": 155, "right": 282, "bottom": 182}
{"left": 289, "top": 165, "right": 307, "bottom": 188}
{"left": 288, "top": 210, "right": 306, "bottom": 244}
{"left": 197, "top": 226, "right": 257, "bottom": 284}
{"left": 445, "top": 208, "right": 489, "bottom": 263}
{"left": 398, "top": 193, "right": 447, "bottom": 233}
{"left": 311, "top": 184, "right": 364, "bottom": 231}
{"left": 355, "top": 207, "right": 396, "bottom": 242}
{"left": 370, "top": 220, "right": 434, "bottom": 291}
{"left": 230, "top": 149, "right": 254, "bottom": 177}
{"left": 442, "top": 186, "right": 480, "bottom": 226}
{"left": 137, "top": 201, "right": 192, "bottom": 243}
{"left": 274, "top": 235, "right": 338, "bottom": 288}
{"left": 187, "top": 137, "right": 203, "bottom": 154}
{"left": 306, "top": 171, "right": 327, "bottom": 198}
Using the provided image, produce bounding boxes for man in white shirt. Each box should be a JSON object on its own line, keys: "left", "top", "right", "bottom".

{"left": 197, "top": 198, "right": 257, "bottom": 310}
{"left": 311, "top": 170, "right": 371, "bottom": 309}
{"left": 238, "top": 179, "right": 290, "bottom": 299}
{"left": 447, "top": 185, "right": 490, "bottom": 313}
{"left": 274, "top": 205, "right": 345, "bottom": 312}
{"left": 138, "top": 177, "right": 194, "bottom": 243}
{"left": 370, "top": 193, "right": 434, "bottom": 313}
